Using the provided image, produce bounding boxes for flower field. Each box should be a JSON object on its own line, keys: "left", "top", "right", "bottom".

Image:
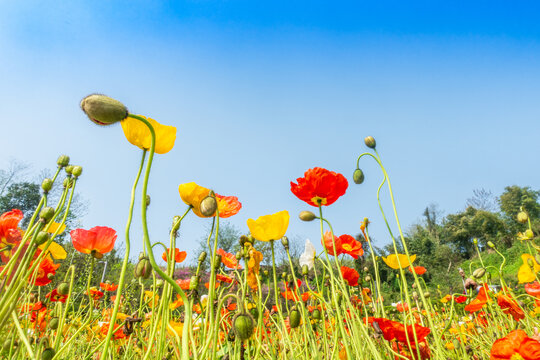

{"left": 1, "top": 94, "right": 539, "bottom": 360}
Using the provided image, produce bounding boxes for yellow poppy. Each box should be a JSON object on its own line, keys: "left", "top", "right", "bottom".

{"left": 246, "top": 210, "right": 289, "bottom": 242}
{"left": 167, "top": 320, "right": 184, "bottom": 337}
{"left": 517, "top": 254, "right": 540, "bottom": 283}
{"left": 178, "top": 182, "right": 211, "bottom": 217}
{"left": 46, "top": 222, "right": 66, "bottom": 234}
{"left": 382, "top": 253, "right": 416, "bottom": 269}
{"left": 39, "top": 241, "right": 67, "bottom": 260}
{"left": 246, "top": 244, "right": 263, "bottom": 290}
{"left": 121, "top": 115, "right": 176, "bottom": 154}
{"left": 517, "top": 229, "right": 534, "bottom": 241}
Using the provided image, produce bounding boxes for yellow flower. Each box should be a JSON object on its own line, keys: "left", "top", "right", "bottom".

{"left": 517, "top": 253, "right": 540, "bottom": 283}
{"left": 167, "top": 320, "right": 184, "bottom": 337}
{"left": 246, "top": 210, "right": 289, "bottom": 242}
{"left": 144, "top": 290, "right": 159, "bottom": 307}
{"left": 39, "top": 241, "right": 67, "bottom": 260}
{"left": 178, "top": 182, "right": 211, "bottom": 217}
{"left": 382, "top": 254, "right": 416, "bottom": 269}
{"left": 517, "top": 229, "right": 534, "bottom": 241}
{"left": 246, "top": 244, "right": 263, "bottom": 290}
{"left": 46, "top": 222, "right": 66, "bottom": 234}
{"left": 121, "top": 115, "right": 176, "bottom": 154}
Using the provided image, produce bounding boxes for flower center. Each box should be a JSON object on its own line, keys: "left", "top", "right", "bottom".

{"left": 311, "top": 196, "right": 327, "bottom": 206}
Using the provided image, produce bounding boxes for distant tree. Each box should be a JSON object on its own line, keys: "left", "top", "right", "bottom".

{"left": 0, "top": 182, "right": 41, "bottom": 226}
{"left": 499, "top": 186, "right": 540, "bottom": 232}
{"left": 194, "top": 222, "right": 242, "bottom": 269}
{"left": 466, "top": 188, "right": 498, "bottom": 212}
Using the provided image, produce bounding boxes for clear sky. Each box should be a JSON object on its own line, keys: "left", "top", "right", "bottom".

{"left": 1, "top": 1, "right": 539, "bottom": 264}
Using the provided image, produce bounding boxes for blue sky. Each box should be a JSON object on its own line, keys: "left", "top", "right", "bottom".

{"left": 1, "top": 1, "right": 539, "bottom": 264}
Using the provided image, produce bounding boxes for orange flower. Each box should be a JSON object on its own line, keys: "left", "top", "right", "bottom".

{"left": 524, "top": 282, "right": 540, "bottom": 297}
{"left": 217, "top": 274, "right": 234, "bottom": 283}
{"left": 338, "top": 234, "right": 364, "bottom": 259}
{"left": 395, "top": 302, "right": 409, "bottom": 313}
{"left": 32, "top": 257, "right": 60, "bottom": 286}
{"left": 497, "top": 294, "right": 525, "bottom": 321}
{"left": 217, "top": 248, "right": 242, "bottom": 269}
{"left": 322, "top": 231, "right": 342, "bottom": 256}
{"left": 86, "top": 287, "right": 104, "bottom": 301}
{"left": 169, "top": 294, "right": 184, "bottom": 309}
{"left": 246, "top": 245, "right": 263, "bottom": 290}
{"left": 100, "top": 282, "right": 119, "bottom": 292}
{"left": 371, "top": 317, "right": 431, "bottom": 343}
{"left": 45, "top": 289, "right": 68, "bottom": 303}
{"left": 340, "top": 266, "right": 359, "bottom": 286}
{"left": 455, "top": 296, "right": 467, "bottom": 304}
{"left": 100, "top": 322, "right": 126, "bottom": 340}
{"left": 465, "top": 284, "right": 490, "bottom": 312}
{"left": 161, "top": 248, "right": 187, "bottom": 263}
{"left": 70, "top": 226, "right": 117, "bottom": 257}
{"left": 178, "top": 182, "right": 241, "bottom": 218}
{"left": 0, "top": 209, "right": 23, "bottom": 261}
{"left": 409, "top": 266, "right": 426, "bottom": 275}
{"left": 290, "top": 167, "right": 348, "bottom": 207}
{"left": 176, "top": 278, "right": 191, "bottom": 290}
{"left": 215, "top": 195, "right": 242, "bottom": 218}
{"left": 490, "top": 329, "right": 540, "bottom": 360}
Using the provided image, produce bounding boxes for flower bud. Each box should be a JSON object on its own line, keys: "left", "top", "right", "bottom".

{"left": 363, "top": 267, "right": 369, "bottom": 272}
{"left": 198, "top": 252, "right": 207, "bottom": 263}
{"left": 472, "top": 268, "right": 486, "bottom": 279}
{"left": 487, "top": 241, "right": 495, "bottom": 249}
{"left": 47, "top": 273, "right": 55, "bottom": 280}
{"left": 145, "top": 195, "right": 151, "bottom": 207}
{"left": 364, "top": 275, "right": 371, "bottom": 282}
{"left": 263, "top": 270, "right": 269, "bottom": 277}
{"left": 200, "top": 195, "right": 218, "bottom": 217}
{"left": 311, "top": 309, "right": 321, "bottom": 320}
{"left": 289, "top": 309, "right": 301, "bottom": 329}
{"left": 353, "top": 169, "right": 365, "bottom": 184}
{"left": 41, "top": 179, "right": 53, "bottom": 193}
{"left": 57, "top": 155, "right": 70, "bottom": 168}
{"left": 155, "top": 279, "right": 164, "bottom": 288}
{"left": 424, "top": 291, "right": 430, "bottom": 299}
{"left": 239, "top": 235, "right": 249, "bottom": 246}
{"left": 35, "top": 231, "right": 50, "bottom": 246}
{"left": 213, "top": 255, "right": 222, "bottom": 268}
{"left": 302, "top": 265, "right": 309, "bottom": 276}
{"left": 41, "top": 348, "right": 55, "bottom": 360}
{"left": 64, "top": 165, "right": 74, "bottom": 175}
{"left": 247, "top": 235, "right": 255, "bottom": 244}
{"left": 235, "top": 251, "right": 243, "bottom": 260}
{"left": 299, "top": 211, "right": 316, "bottom": 221}
{"left": 412, "top": 291, "right": 418, "bottom": 300}
{"left": 517, "top": 211, "right": 529, "bottom": 224}
{"left": 287, "top": 274, "right": 293, "bottom": 283}
{"left": 281, "top": 272, "right": 287, "bottom": 280}
{"left": 473, "top": 238, "right": 478, "bottom": 245}
{"left": 80, "top": 94, "right": 128, "bottom": 126}
{"left": 281, "top": 236, "right": 289, "bottom": 249}
{"left": 71, "top": 165, "right": 83, "bottom": 177}
{"left": 233, "top": 313, "right": 255, "bottom": 341}
{"left": 57, "top": 282, "right": 70, "bottom": 296}
{"left": 49, "top": 318, "right": 59, "bottom": 330}
{"left": 135, "top": 257, "right": 152, "bottom": 279}
{"left": 189, "top": 275, "right": 200, "bottom": 290}
{"left": 39, "top": 207, "right": 55, "bottom": 222}
{"left": 364, "top": 136, "right": 376, "bottom": 149}
{"left": 63, "top": 177, "right": 73, "bottom": 188}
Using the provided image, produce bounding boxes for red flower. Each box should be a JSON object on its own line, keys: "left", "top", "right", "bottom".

{"left": 86, "top": 287, "right": 104, "bottom": 301}
{"left": 338, "top": 234, "right": 364, "bottom": 259}
{"left": 215, "top": 194, "right": 242, "bottom": 218}
{"left": 100, "top": 282, "right": 119, "bottom": 292}
{"left": 45, "top": 289, "right": 68, "bottom": 303}
{"left": 290, "top": 167, "right": 348, "bottom": 207}
{"left": 322, "top": 231, "right": 342, "bottom": 256}
{"left": 408, "top": 266, "right": 426, "bottom": 275}
{"left": 0, "top": 209, "right": 23, "bottom": 261}
{"left": 216, "top": 248, "right": 242, "bottom": 269}
{"left": 524, "top": 282, "right": 540, "bottom": 297}
{"left": 490, "top": 329, "right": 540, "bottom": 360}
{"left": 217, "top": 274, "right": 233, "bottom": 283}
{"left": 372, "top": 317, "right": 431, "bottom": 343}
{"left": 455, "top": 296, "right": 467, "bottom": 304}
{"left": 340, "top": 266, "right": 359, "bottom": 286}
{"left": 176, "top": 278, "right": 191, "bottom": 290}
{"left": 396, "top": 302, "right": 409, "bottom": 312}
{"left": 70, "top": 226, "right": 117, "bottom": 257}
{"left": 464, "top": 284, "right": 489, "bottom": 312}
{"left": 161, "top": 248, "right": 187, "bottom": 263}
{"left": 497, "top": 294, "right": 525, "bottom": 321}
{"left": 32, "top": 258, "right": 60, "bottom": 286}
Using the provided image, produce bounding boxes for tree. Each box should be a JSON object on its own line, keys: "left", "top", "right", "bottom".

{"left": 0, "top": 182, "right": 41, "bottom": 227}
{"left": 466, "top": 188, "right": 498, "bottom": 212}
{"left": 499, "top": 186, "right": 540, "bottom": 232}
{"left": 194, "top": 222, "right": 242, "bottom": 269}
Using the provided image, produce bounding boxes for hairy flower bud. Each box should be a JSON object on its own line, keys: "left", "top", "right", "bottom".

{"left": 57, "top": 155, "right": 70, "bottom": 168}
{"left": 233, "top": 313, "right": 255, "bottom": 341}
{"left": 35, "top": 231, "right": 50, "bottom": 246}
{"left": 145, "top": 195, "right": 151, "bottom": 207}
{"left": 302, "top": 265, "right": 309, "bottom": 276}
{"left": 311, "top": 309, "right": 321, "bottom": 320}
{"left": 236, "top": 251, "right": 243, "bottom": 260}
{"left": 64, "top": 165, "right": 74, "bottom": 175}
{"left": 517, "top": 211, "right": 529, "bottom": 224}
{"left": 41, "top": 348, "right": 55, "bottom": 360}
{"left": 424, "top": 291, "right": 430, "bottom": 299}
{"left": 49, "top": 318, "right": 59, "bottom": 330}
{"left": 353, "top": 168, "right": 365, "bottom": 184}
{"left": 39, "top": 207, "right": 55, "bottom": 223}
{"left": 63, "top": 177, "right": 73, "bottom": 188}
{"left": 57, "top": 282, "right": 70, "bottom": 296}
{"left": 487, "top": 241, "right": 495, "bottom": 249}
{"left": 299, "top": 211, "right": 316, "bottom": 222}
{"left": 80, "top": 94, "right": 128, "bottom": 126}
{"left": 198, "top": 251, "right": 207, "bottom": 263}
{"left": 135, "top": 257, "right": 152, "bottom": 279}
{"left": 472, "top": 268, "right": 486, "bottom": 279}
{"left": 41, "top": 178, "right": 53, "bottom": 193}
{"left": 200, "top": 194, "right": 218, "bottom": 217}
{"left": 364, "top": 275, "right": 371, "bottom": 282}
{"left": 71, "top": 165, "right": 83, "bottom": 177}
{"left": 189, "top": 275, "right": 200, "bottom": 290}
{"left": 364, "top": 136, "right": 376, "bottom": 149}
{"left": 289, "top": 309, "right": 301, "bottom": 329}
{"left": 281, "top": 236, "right": 289, "bottom": 249}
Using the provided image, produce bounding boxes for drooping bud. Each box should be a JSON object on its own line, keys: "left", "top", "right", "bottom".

{"left": 472, "top": 268, "right": 486, "bottom": 279}
{"left": 299, "top": 211, "right": 316, "bottom": 222}
{"left": 289, "top": 309, "right": 301, "bottom": 329}
{"left": 39, "top": 207, "right": 55, "bottom": 222}
{"left": 198, "top": 252, "right": 207, "bottom": 263}
{"left": 71, "top": 166, "right": 83, "bottom": 178}
{"left": 517, "top": 211, "right": 529, "bottom": 224}
{"left": 281, "top": 236, "right": 289, "bottom": 250}
{"left": 235, "top": 251, "right": 243, "bottom": 260}
{"left": 233, "top": 313, "right": 255, "bottom": 341}
{"left": 239, "top": 235, "right": 249, "bottom": 246}
{"left": 35, "top": 231, "right": 50, "bottom": 246}
{"left": 487, "top": 241, "right": 495, "bottom": 249}
{"left": 200, "top": 193, "right": 218, "bottom": 217}
{"left": 134, "top": 256, "right": 152, "bottom": 279}
{"left": 57, "top": 155, "right": 70, "bottom": 168}
{"left": 57, "top": 282, "right": 70, "bottom": 296}
{"left": 364, "top": 136, "right": 376, "bottom": 149}
{"left": 353, "top": 169, "right": 365, "bottom": 184}
{"left": 41, "top": 348, "right": 55, "bottom": 360}
{"left": 80, "top": 94, "right": 128, "bottom": 126}
{"left": 424, "top": 291, "right": 430, "bottom": 298}
{"left": 41, "top": 179, "right": 53, "bottom": 193}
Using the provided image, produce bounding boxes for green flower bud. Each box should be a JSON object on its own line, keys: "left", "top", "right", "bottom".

{"left": 57, "top": 282, "right": 70, "bottom": 296}
{"left": 247, "top": 235, "right": 255, "bottom": 244}
{"left": 473, "top": 238, "right": 478, "bottom": 245}
{"left": 57, "top": 155, "right": 70, "bottom": 168}
{"left": 517, "top": 211, "right": 529, "bottom": 224}
{"left": 487, "top": 241, "right": 495, "bottom": 248}
{"left": 135, "top": 257, "right": 152, "bottom": 279}
{"left": 39, "top": 207, "right": 55, "bottom": 222}
{"left": 249, "top": 307, "right": 259, "bottom": 320}
{"left": 281, "top": 236, "right": 289, "bottom": 249}
{"left": 363, "top": 267, "right": 369, "bottom": 272}
{"left": 213, "top": 255, "right": 222, "bottom": 268}
{"left": 311, "top": 309, "right": 321, "bottom": 320}
{"left": 47, "top": 273, "right": 55, "bottom": 280}
{"left": 49, "top": 318, "right": 59, "bottom": 330}
{"left": 235, "top": 251, "right": 243, "bottom": 260}
{"left": 189, "top": 275, "right": 200, "bottom": 290}
{"left": 287, "top": 274, "right": 293, "bottom": 283}
{"left": 64, "top": 165, "right": 74, "bottom": 175}
{"left": 299, "top": 211, "right": 317, "bottom": 221}
{"left": 145, "top": 195, "right": 151, "bottom": 207}
{"left": 302, "top": 265, "right": 309, "bottom": 276}
{"left": 41, "top": 178, "right": 53, "bottom": 192}
{"left": 41, "top": 348, "right": 55, "bottom": 360}
{"left": 353, "top": 169, "right": 365, "bottom": 184}
{"left": 198, "top": 252, "right": 207, "bottom": 263}
{"left": 233, "top": 313, "right": 255, "bottom": 341}
{"left": 281, "top": 272, "right": 287, "bottom": 280}
{"left": 364, "top": 136, "right": 376, "bottom": 149}
{"left": 289, "top": 309, "right": 301, "bottom": 329}
{"left": 200, "top": 194, "right": 217, "bottom": 217}
{"left": 472, "top": 268, "right": 486, "bottom": 279}
{"left": 80, "top": 94, "right": 128, "bottom": 126}
{"left": 263, "top": 270, "right": 269, "bottom": 277}
{"left": 239, "top": 235, "right": 249, "bottom": 246}
{"left": 35, "top": 231, "right": 50, "bottom": 246}
{"left": 63, "top": 177, "right": 73, "bottom": 188}
{"left": 424, "top": 291, "right": 430, "bottom": 298}
{"left": 71, "top": 165, "right": 83, "bottom": 177}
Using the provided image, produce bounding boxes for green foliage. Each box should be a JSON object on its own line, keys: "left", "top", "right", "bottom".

{"left": 499, "top": 185, "right": 540, "bottom": 233}
{"left": 0, "top": 182, "right": 41, "bottom": 226}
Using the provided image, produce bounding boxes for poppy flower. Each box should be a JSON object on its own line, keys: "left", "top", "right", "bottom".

{"left": 246, "top": 245, "right": 263, "bottom": 290}
{"left": 45, "top": 289, "right": 68, "bottom": 303}
{"left": 394, "top": 302, "right": 409, "bottom": 313}
{"left": 371, "top": 317, "right": 431, "bottom": 343}
{"left": 121, "top": 114, "right": 177, "bottom": 154}
{"left": 290, "top": 167, "right": 348, "bottom": 207}
{"left": 409, "top": 266, "right": 426, "bottom": 275}
{"left": 179, "top": 182, "right": 241, "bottom": 218}
{"left": 70, "top": 226, "right": 117, "bottom": 258}
{"left": 216, "top": 273, "right": 234, "bottom": 283}
{"left": 322, "top": 231, "right": 342, "bottom": 256}
{"left": 144, "top": 290, "right": 159, "bottom": 307}
{"left": 246, "top": 210, "right": 289, "bottom": 242}
{"left": 440, "top": 295, "right": 452, "bottom": 304}
{"left": 525, "top": 282, "right": 540, "bottom": 297}
{"left": 382, "top": 254, "right": 417, "bottom": 270}
{"left": 464, "top": 284, "right": 490, "bottom": 312}
{"left": 299, "top": 238, "right": 316, "bottom": 270}
{"left": 455, "top": 296, "right": 467, "bottom": 304}
{"left": 338, "top": 234, "right": 363, "bottom": 259}
{"left": 215, "top": 195, "right": 242, "bottom": 218}
{"left": 518, "top": 254, "right": 540, "bottom": 284}
{"left": 175, "top": 278, "right": 191, "bottom": 290}
{"left": 100, "top": 282, "right": 119, "bottom": 292}
{"left": 86, "top": 287, "right": 104, "bottom": 301}
{"left": 497, "top": 294, "right": 525, "bottom": 321}
{"left": 169, "top": 295, "right": 184, "bottom": 310}
{"left": 161, "top": 248, "right": 187, "bottom": 263}
{"left": 32, "top": 258, "right": 60, "bottom": 286}
{"left": 100, "top": 322, "right": 127, "bottom": 340}
{"left": 490, "top": 329, "right": 540, "bottom": 360}
{"left": 340, "top": 266, "right": 360, "bottom": 286}
{"left": 0, "top": 209, "right": 23, "bottom": 261}
{"left": 39, "top": 241, "right": 67, "bottom": 260}
{"left": 216, "top": 248, "right": 242, "bottom": 269}
{"left": 205, "top": 282, "right": 220, "bottom": 289}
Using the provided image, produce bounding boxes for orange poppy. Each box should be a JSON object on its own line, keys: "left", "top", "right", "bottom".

{"left": 215, "top": 195, "right": 242, "bottom": 218}
{"left": 340, "top": 266, "right": 359, "bottom": 286}
{"left": 176, "top": 278, "right": 191, "bottom": 290}
{"left": 524, "top": 282, "right": 540, "bottom": 297}
{"left": 169, "top": 294, "right": 184, "bottom": 309}
{"left": 86, "top": 287, "right": 104, "bottom": 301}
{"left": 205, "top": 282, "right": 220, "bottom": 289}
{"left": 100, "top": 282, "right": 119, "bottom": 292}
{"left": 371, "top": 317, "right": 431, "bottom": 344}
{"left": 161, "top": 248, "right": 187, "bottom": 263}
{"left": 45, "top": 289, "right": 68, "bottom": 303}
{"left": 455, "top": 296, "right": 467, "bottom": 304}
{"left": 338, "top": 234, "right": 364, "bottom": 259}
{"left": 409, "top": 266, "right": 427, "bottom": 275}
{"left": 70, "top": 226, "right": 117, "bottom": 257}
{"left": 497, "top": 294, "right": 525, "bottom": 321}
{"left": 217, "top": 273, "right": 233, "bottom": 283}
{"left": 100, "top": 322, "right": 126, "bottom": 340}
{"left": 246, "top": 244, "right": 263, "bottom": 290}
{"left": 464, "top": 284, "right": 490, "bottom": 312}
{"left": 216, "top": 248, "right": 242, "bottom": 269}
{"left": 290, "top": 167, "right": 348, "bottom": 207}
{"left": 32, "top": 257, "right": 60, "bottom": 286}
{"left": 322, "top": 231, "right": 342, "bottom": 256}
{"left": 490, "top": 329, "right": 540, "bottom": 360}
{"left": 395, "top": 302, "right": 409, "bottom": 313}
{"left": 0, "top": 209, "right": 23, "bottom": 262}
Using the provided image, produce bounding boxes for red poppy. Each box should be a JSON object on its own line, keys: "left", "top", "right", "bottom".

{"left": 340, "top": 266, "right": 359, "bottom": 286}
{"left": 100, "top": 322, "right": 127, "bottom": 340}
{"left": 32, "top": 257, "right": 60, "bottom": 286}
{"left": 372, "top": 317, "right": 431, "bottom": 344}
{"left": 176, "top": 278, "right": 190, "bottom": 290}
{"left": 396, "top": 302, "right": 409, "bottom": 312}
{"left": 86, "top": 287, "right": 104, "bottom": 301}
{"left": 45, "top": 289, "right": 68, "bottom": 303}
{"left": 161, "top": 248, "right": 187, "bottom": 263}
{"left": 100, "top": 282, "right": 119, "bottom": 292}
{"left": 490, "top": 329, "right": 540, "bottom": 360}
{"left": 285, "top": 279, "right": 302, "bottom": 291}
{"left": 226, "top": 303, "right": 237, "bottom": 311}
{"left": 216, "top": 248, "right": 242, "bottom": 269}
{"left": 70, "top": 226, "right": 117, "bottom": 257}
{"left": 455, "top": 296, "right": 467, "bottom": 304}
{"left": 464, "top": 284, "right": 489, "bottom": 312}
{"left": 290, "top": 167, "right": 348, "bottom": 207}
{"left": 338, "top": 234, "right": 364, "bottom": 259}
{"left": 497, "top": 294, "right": 525, "bottom": 321}
{"left": 205, "top": 282, "right": 220, "bottom": 289}
{"left": 215, "top": 194, "right": 242, "bottom": 218}
{"left": 322, "top": 231, "right": 342, "bottom": 256}
{"left": 524, "top": 282, "right": 540, "bottom": 297}
{"left": 0, "top": 209, "right": 23, "bottom": 261}
{"left": 217, "top": 274, "right": 233, "bottom": 283}
{"left": 408, "top": 266, "right": 426, "bottom": 275}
